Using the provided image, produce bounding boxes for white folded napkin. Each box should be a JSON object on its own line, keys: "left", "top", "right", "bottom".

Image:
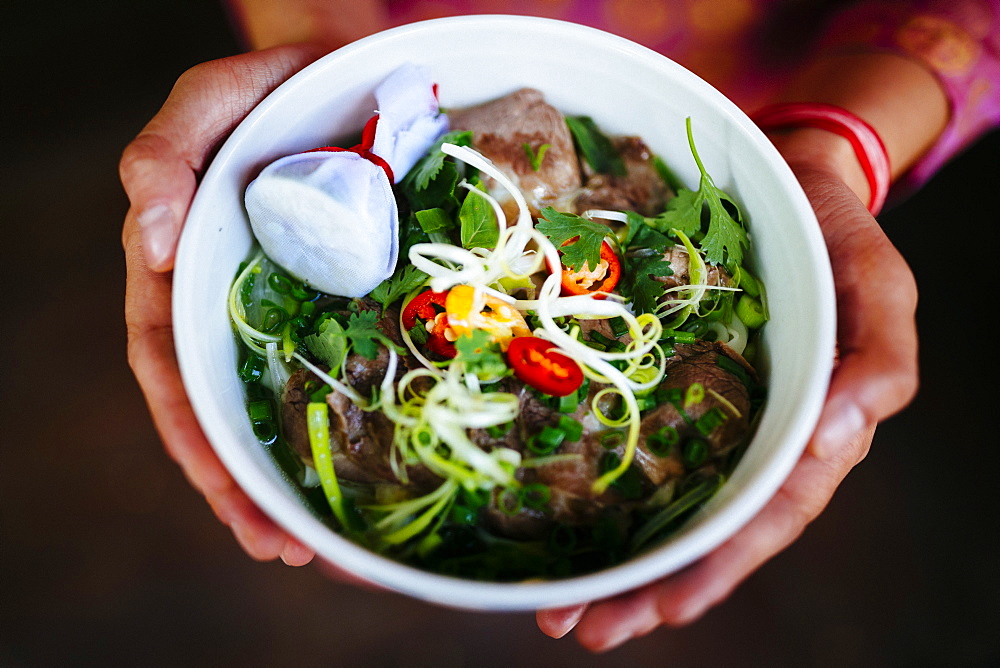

{"left": 245, "top": 64, "right": 448, "bottom": 297}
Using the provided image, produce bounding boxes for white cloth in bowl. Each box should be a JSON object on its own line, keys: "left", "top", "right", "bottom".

{"left": 245, "top": 63, "right": 448, "bottom": 297}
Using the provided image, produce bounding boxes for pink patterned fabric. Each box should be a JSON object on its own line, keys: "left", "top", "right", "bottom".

{"left": 386, "top": 0, "right": 1000, "bottom": 186}
{"left": 818, "top": 0, "right": 1000, "bottom": 187}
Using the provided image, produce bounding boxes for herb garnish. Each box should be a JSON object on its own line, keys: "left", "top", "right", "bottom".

{"left": 565, "top": 116, "right": 626, "bottom": 176}
{"left": 535, "top": 207, "right": 612, "bottom": 272}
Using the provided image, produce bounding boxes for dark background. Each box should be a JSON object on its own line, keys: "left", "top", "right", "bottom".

{"left": 3, "top": 2, "right": 998, "bottom": 666}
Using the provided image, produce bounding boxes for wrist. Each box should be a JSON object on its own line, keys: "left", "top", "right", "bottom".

{"left": 752, "top": 102, "right": 891, "bottom": 214}
{"left": 765, "top": 126, "right": 871, "bottom": 207}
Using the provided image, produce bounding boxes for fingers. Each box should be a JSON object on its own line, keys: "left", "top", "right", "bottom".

{"left": 536, "top": 604, "right": 589, "bottom": 639}
{"left": 125, "top": 230, "right": 312, "bottom": 564}
{"left": 563, "top": 424, "right": 875, "bottom": 652}
{"left": 121, "top": 44, "right": 326, "bottom": 566}
{"left": 120, "top": 42, "right": 325, "bottom": 271}
{"left": 538, "top": 168, "right": 918, "bottom": 651}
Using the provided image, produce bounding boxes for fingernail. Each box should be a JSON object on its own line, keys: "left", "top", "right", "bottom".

{"left": 594, "top": 625, "right": 634, "bottom": 653}
{"left": 137, "top": 203, "right": 177, "bottom": 270}
{"left": 813, "top": 396, "right": 866, "bottom": 459}
{"left": 545, "top": 606, "right": 586, "bottom": 638}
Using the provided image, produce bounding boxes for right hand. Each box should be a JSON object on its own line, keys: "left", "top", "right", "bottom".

{"left": 120, "top": 43, "right": 326, "bottom": 565}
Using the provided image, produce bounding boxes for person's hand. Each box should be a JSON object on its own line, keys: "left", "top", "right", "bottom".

{"left": 120, "top": 43, "right": 326, "bottom": 565}
{"left": 536, "top": 162, "right": 919, "bottom": 650}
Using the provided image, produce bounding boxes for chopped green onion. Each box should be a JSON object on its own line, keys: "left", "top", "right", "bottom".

{"left": 268, "top": 272, "right": 294, "bottom": 294}
{"left": 558, "top": 391, "right": 581, "bottom": 413}
{"left": 486, "top": 421, "right": 513, "bottom": 439}
{"left": 682, "top": 438, "right": 710, "bottom": 468}
{"left": 252, "top": 419, "right": 277, "bottom": 444}
{"left": 248, "top": 400, "right": 272, "bottom": 421}
{"left": 498, "top": 488, "right": 523, "bottom": 516}
{"left": 238, "top": 355, "right": 264, "bottom": 383}
{"left": 663, "top": 329, "right": 697, "bottom": 344}
{"left": 556, "top": 415, "right": 583, "bottom": 442}
{"left": 684, "top": 382, "right": 705, "bottom": 408}
{"left": 735, "top": 295, "right": 767, "bottom": 329}
{"left": 450, "top": 503, "right": 478, "bottom": 525}
{"left": 599, "top": 430, "right": 625, "bottom": 449}
{"left": 647, "top": 425, "right": 679, "bottom": 457}
{"left": 520, "top": 483, "right": 551, "bottom": 510}
{"left": 695, "top": 406, "right": 728, "bottom": 435}
{"left": 528, "top": 426, "right": 566, "bottom": 455}
{"left": 733, "top": 265, "right": 763, "bottom": 298}
{"left": 609, "top": 316, "right": 629, "bottom": 338}
{"left": 657, "top": 387, "right": 683, "bottom": 405}
{"left": 588, "top": 330, "right": 625, "bottom": 352}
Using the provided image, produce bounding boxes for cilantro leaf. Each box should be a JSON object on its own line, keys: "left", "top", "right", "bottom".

{"left": 459, "top": 180, "right": 499, "bottom": 249}
{"left": 624, "top": 211, "right": 671, "bottom": 254}
{"left": 345, "top": 310, "right": 397, "bottom": 360}
{"left": 644, "top": 188, "right": 702, "bottom": 239}
{"left": 536, "top": 207, "right": 611, "bottom": 273}
{"left": 640, "top": 121, "right": 749, "bottom": 269}
{"left": 369, "top": 265, "right": 429, "bottom": 311}
{"left": 685, "top": 119, "right": 748, "bottom": 268}
{"left": 699, "top": 188, "right": 748, "bottom": 269}
{"left": 304, "top": 317, "right": 348, "bottom": 371}
{"left": 401, "top": 130, "right": 473, "bottom": 192}
{"left": 565, "top": 116, "right": 626, "bottom": 176}
{"left": 403, "top": 160, "right": 461, "bottom": 211}
{"left": 454, "top": 330, "right": 508, "bottom": 380}
{"left": 621, "top": 255, "right": 674, "bottom": 315}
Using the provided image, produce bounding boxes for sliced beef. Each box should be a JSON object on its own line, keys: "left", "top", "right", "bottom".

{"left": 281, "top": 367, "right": 319, "bottom": 465}
{"left": 633, "top": 341, "right": 756, "bottom": 486}
{"left": 280, "top": 298, "right": 433, "bottom": 485}
{"left": 574, "top": 136, "right": 674, "bottom": 216}
{"left": 447, "top": 88, "right": 582, "bottom": 214}
{"left": 655, "top": 245, "right": 730, "bottom": 292}
{"left": 480, "top": 380, "right": 632, "bottom": 537}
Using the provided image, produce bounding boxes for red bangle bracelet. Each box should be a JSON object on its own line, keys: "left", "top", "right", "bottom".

{"left": 751, "top": 102, "right": 891, "bottom": 216}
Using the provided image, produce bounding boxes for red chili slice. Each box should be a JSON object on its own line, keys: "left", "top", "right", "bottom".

{"left": 401, "top": 289, "right": 456, "bottom": 358}
{"left": 506, "top": 336, "right": 584, "bottom": 397}
{"left": 560, "top": 240, "right": 621, "bottom": 297}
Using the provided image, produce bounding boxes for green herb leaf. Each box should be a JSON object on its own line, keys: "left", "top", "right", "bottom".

{"left": 304, "top": 317, "right": 348, "bottom": 370}
{"left": 402, "top": 130, "right": 473, "bottom": 192}
{"left": 403, "top": 160, "right": 461, "bottom": 211}
{"left": 415, "top": 207, "right": 455, "bottom": 235}
{"left": 536, "top": 207, "right": 610, "bottom": 273}
{"left": 369, "top": 264, "right": 430, "bottom": 311}
{"left": 565, "top": 116, "right": 626, "bottom": 176}
{"left": 454, "top": 329, "right": 508, "bottom": 379}
{"left": 345, "top": 310, "right": 396, "bottom": 360}
{"left": 644, "top": 187, "right": 702, "bottom": 239}
{"left": 459, "top": 181, "right": 499, "bottom": 249}
{"left": 685, "top": 119, "right": 748, "bottom": 268}
{"left": 624, "top": 211, "right": 671, "bottom": 253}
{"left": 621, "top": 255, "right": 673, "bottom": 315}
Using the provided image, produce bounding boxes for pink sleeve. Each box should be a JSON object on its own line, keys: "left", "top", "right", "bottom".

{"left": 818, "top": 0, "right": 1000, "bottom": 187}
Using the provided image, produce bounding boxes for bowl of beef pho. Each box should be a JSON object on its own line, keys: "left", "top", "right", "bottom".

{"left": 173, "top": 15, "right": 836, "bottom": 611}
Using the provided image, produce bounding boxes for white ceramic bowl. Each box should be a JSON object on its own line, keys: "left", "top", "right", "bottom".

{"left": 174, "top": 15, "right": 835, "bottom": 611}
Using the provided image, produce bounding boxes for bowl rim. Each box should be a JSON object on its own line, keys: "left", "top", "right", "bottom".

{"left": 174, "top": 14, "right": 836, "bottom": 611}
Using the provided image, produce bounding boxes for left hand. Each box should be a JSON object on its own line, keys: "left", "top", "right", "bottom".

{"left": 536, "top": 164, "right": 919, "bottom": 651}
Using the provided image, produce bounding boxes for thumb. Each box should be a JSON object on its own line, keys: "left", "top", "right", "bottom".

{"left": 120, "top": 42, "right": 325, "bottom": 271}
